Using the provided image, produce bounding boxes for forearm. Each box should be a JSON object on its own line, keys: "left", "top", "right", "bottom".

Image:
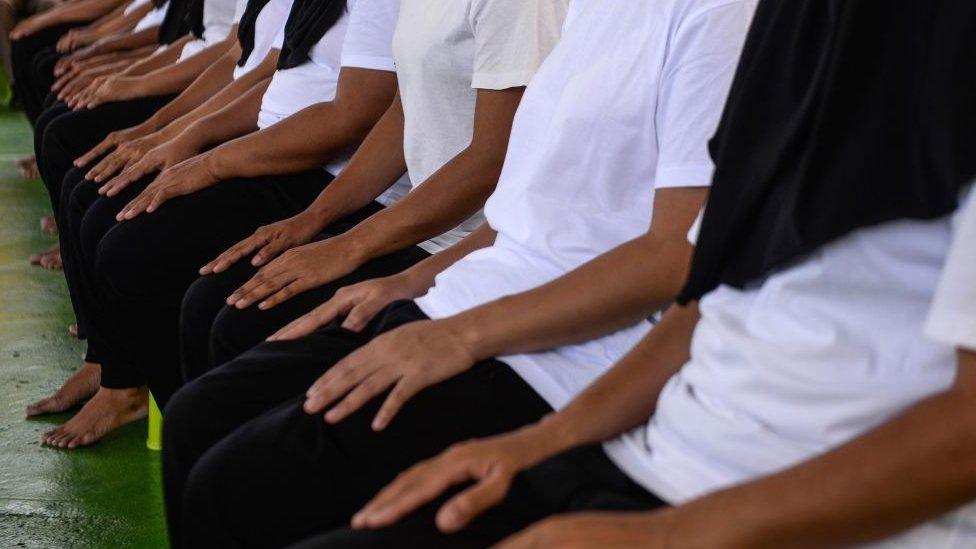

{"left": 122, "top": 36, "right": 191, "bottom": 76}
{"left": 87, "top": 25, "right": 158, "bottom": 55}
{"left": 127, "top": 38, "right": 236, "bottom": 99}
{"left": 207, "top": 73, "right": 395, "bottom": 180}
{"left": 95, "top": 2, "right": 150, "bottom": 34}
{"left": 178, "top": 78, "right": 270, "bottom": 151}
{"left": 142, "top": 49, "right": 238, "bottom": 131}
{"left": 396, "top": 224, "right": 497, "bottom": 292}
{"left": 340, "top": 147, "right": 501, "bottom": 265}
{"left": 299, "top": 98, "right": 409, "bottom": 231}
{"left": 531, "top": 304, "right": 698, "bottom": 455}
{"left": 668, "top": 367, "right": 976, "bottom": 547}
{"left": 44, "top": 0, "right": 127, "bottom": 24}
{"left": 156, "top": 53, "right": 277, "bottom": 140}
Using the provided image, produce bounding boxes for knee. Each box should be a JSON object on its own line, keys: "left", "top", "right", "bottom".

{"left": 162, "top": 380, "right": 220, "bottom": 465}
{"left": 93, "top": 226, "right": 149, "bottom": 301}
{"left": 181, "top": 276, "right": 232, "bottom": 380}
{"left": 210, "top": 304, "right": 265, "bottom": 367}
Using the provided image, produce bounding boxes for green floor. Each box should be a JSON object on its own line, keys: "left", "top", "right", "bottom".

{"left": 0, "top": 109, "right": 169, "bottom": 548}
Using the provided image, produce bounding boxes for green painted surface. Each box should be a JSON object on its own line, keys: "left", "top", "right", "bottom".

{"left": 0, "top": 109, "right": 169, "bottom": 548}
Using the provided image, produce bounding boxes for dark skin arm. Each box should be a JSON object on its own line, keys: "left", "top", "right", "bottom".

{"left": 99, "top": 66, "right": 397, "bottom": 198}
{"left": 11, "top": 0, "right": 127, "bottom": 39}
{"left": 74, "top": 42, "right": 242, "bottom": 169}
{"left": 79, "top": 28, "right": 238, "bottom": 109}
{"left": 297, "top": 187, "right": 704, "bottom": 431}
{"left": 358, "top": 319, "right": 976, "bottom": 548}
{"left": 223, "top": 87, "right": 525, "bottom": 311}
{"left": 200, "top": 89, "right": 410, "bottom": 276}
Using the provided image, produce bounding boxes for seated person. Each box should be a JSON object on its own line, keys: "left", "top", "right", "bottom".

{"left": 34, "top": 0, "right": 566, "bottom": 458}
{"left": 158, "top": 0, "right": 754, "bottom": 546}
{"left": 27, "top": 0, "right": 239, "bottom": 268}
{"left": 25, "top": 0, "right": 286, "bottom": 422}
{"left": 334, "top": 2, "right": 976, "bottom": 547}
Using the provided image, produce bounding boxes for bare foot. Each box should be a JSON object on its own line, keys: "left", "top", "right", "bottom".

{"left": 26, "top": 362, "right": 101, "bottom": 416}
{"left": 40, "top": 247, "right": 62, "bottom": 270}
{"left": 15, "top": 155, "right": 38, "bottom": 179}
{"left": 29, "top": 243, "right": 57, "bottom": 266}
{"left": 68, "top": 324, "right": 80, "bottom": 338}
{"left": 41, "top": 215, "right": 58, "bottom": 235}
{"left": 42, "top": 386, "right": 148, "bottom": 449}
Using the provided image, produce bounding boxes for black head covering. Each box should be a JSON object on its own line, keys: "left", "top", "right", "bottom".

{"left": 678, "top": 0, "right": 976, "bottom": 304}
{"left": 158, "top": 0, "right": 205, "bottom": 44}
{"left": 237, "top": 0, "right": 273, "bottom": 66}
{"left": 278, "top": 0, "right": 347, "bottom": 69}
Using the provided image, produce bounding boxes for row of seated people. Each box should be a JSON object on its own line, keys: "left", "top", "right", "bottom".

{"left": 11, "top": 0, "right": 976, "bottom": 546}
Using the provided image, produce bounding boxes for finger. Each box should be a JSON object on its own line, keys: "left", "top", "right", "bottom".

{"left": 252, "top": 240, "right": 286, "bottom": 266}
{"left": 145, "top": 187, "right": 176, "bottom": 213}
{"left": 354, "top": 459, "right": 473, "bottom": 530}
{"left": 371, "top": 379, "right": 423, "bottom": 431}
{"left": 76, "top": 140, "right": 114, "bottom": 168}
{"left": 435, "top": 475, "right": 510, "bottom": 533}
{"left": 303, "top": 359, "right": 372, "bottom": 415}
{"left": 270, "top": 309, "right": 335, "bottom": 343}
{"left": 89, "top": 155, "right": 123, "bottom": 183}
{"left": 116, "top": 192, "right": 150, "bottom": 221}
{"left": 324, "top": 370, "right": 398, "bottom": 425}
{"left": 123, "top": 192, "right": 156, "bottom": 220}
{"left": 231, "top": 274, "right": 290, "bottom": 309}
{"left": 200, "top": 236, "right": 264, "bottom": 275}
{"left": 341, "top": 300, "right": 384, "bottom": 332}
{"left": 270, "top": 298, "right": 350, "bottom": 341}
{"left": 257, "top": 279, "right": 309, "bottom": 310}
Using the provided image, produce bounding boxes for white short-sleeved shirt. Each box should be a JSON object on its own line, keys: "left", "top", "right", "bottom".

{"left": 134, "top": 2, "right": 167, "bottom": 32}
{"left": 926, "top": 190, "right": 976, "bottom": 350}
{"left": 179, "top": 0, "right": 240, "bottom": 60}
{"left": 416, "top": 0, "right": 755, "bottom": 409}
{"left": 124, "top": 0, "right": 150, "bottom": 16}
{"left": 392, "top": 0, "right": 567, "bottom": 253}
{"left": 233, "top": 0, "right": 291, "bottom": 79}
{"left": 605, "top": 188, "right": 976, "bottom": 547}
{"left": 258, "top": 0, "right": 410, "bottom": 204}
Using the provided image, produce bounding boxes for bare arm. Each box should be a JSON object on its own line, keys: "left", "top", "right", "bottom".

{"left": 351, "top": 304, "right": 699, "bottom": 531}
{"left": 203, "top": 66, "right": 398, "bottom": 180}
{"left": 122, "top": 35, "right": 194, "bottom": 76}
{"left": 11, "top": 0, "right": 127, "bottom": 38}
{"left": 151, "top": 47, "right": 280, "bottom": 141}
{"left": 658, "top": 349, "right": 976, "bottom": 547}
{"left": 451, "top": 187, "right": 704, "bottom": 360}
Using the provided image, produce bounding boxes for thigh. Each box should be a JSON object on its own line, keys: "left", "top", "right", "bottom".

{"left": 181, "top": 333, "right": 552, "bottom": 542}
{"left": 208, "top": 242, "right": 430, "bottom": 367}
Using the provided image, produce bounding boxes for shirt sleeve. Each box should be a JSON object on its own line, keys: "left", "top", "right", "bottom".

{"left": 271, "top": 25, "right": 285, "bottom": 50}
{"left": 925, "top": 188, "right": 976, "bottom": 350}
{"left": 468, "top": 0, "right": 569, "bottom": 90}
{"left": 654, "top": 2, "right": 754, "bottom": 189}
{"left": 340, "top": 0, "right": 399, "bottom": 71}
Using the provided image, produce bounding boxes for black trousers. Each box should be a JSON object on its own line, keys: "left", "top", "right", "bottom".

{"left": 292, "top": 445, "right": 667, "bottom": 548}
{"left": 46, "top": 95, "right": 176, "bottom": 349}
{"left": 162, "top": 301, "right": 557, "bottom": 549}
{"left": 59, "top": 169, "right": 335, "bottom": 403}
{"left": 39, "top": 94, "right": 177, "bottom": 208}
{"left": 10, "top": 20, "right": 86, "bottom": 124}
{"left": 179, "top": 237, "right": 430, "bottom": 383}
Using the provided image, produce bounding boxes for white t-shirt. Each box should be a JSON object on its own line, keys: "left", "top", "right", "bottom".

{"left": 392, "top": 0, "right": 567, "bottom": 253}
{"left": 178, "top": 0, "right": 241, "bottom": 60}
{"left": 134, "top": 2, "right": 167, "bottom": 32}
{"left": 606, "top": 191, "right": 976, "bottom": 547}
{"left": 233, "top": 0, "right": 291, "bottom": 79}
{"left": 124, "top": 0, "right": 150, "bottom": 16}
{"left": 257, "top": 0, "right": 409, "bottom": 206}
{"left": 415, "top": 0, "right": 755, "bottom": 409}
{"left": 926, "top": 190, "right": 976, "bottom": 351}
